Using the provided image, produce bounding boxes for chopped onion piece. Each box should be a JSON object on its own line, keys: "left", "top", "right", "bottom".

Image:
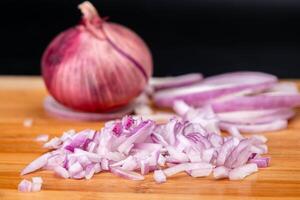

{"left": 54, "top": 166, "right": 69, "bottom": 178}
{"left": 118, "top": 120, "right": 154, "bottom": 154}
{"left": 202, "top": 148, "right": 215, "bottom": 163}
{"left": 72, "top": 171, "right": 85, "bottom": 179}
{"left": 134, "top": 112, "right": 176, "bottom": 122}
{"left": 187, "top": 166, "right": 213, "bottom": 177}
{"left": 227, "top": 126, "right": 243, "bottom": 139}
{"left": 248, "top": 157, "right": 270, "bottom": 168}
{"left": 21, "top": 153, "right": 51, "bottom": 175}
{"left": 18, "top": 179, "right": 32, "bottom": 192}
{"left": 43, "top": 137, "right": 62, "bottom": 149}
{"left": 134, "top": 104, "right": 153, "bottom": 115}
{"left": 140, "top": 160, "right": 150, "bottom": 175}
{"left": 31, "top": 177, "right": 43, "bottom": 192}
{"left": 229, "top": 163, "right": 258, "bottom": 180}
{"left": 23, "top": 118, "right": 33, "bottom": 127}
{"left": 68, "top": 162, "right": 83, "bottom": 176}
{"left": 216, "top": 138, "right": 239, "bottom": 166}
{"left": 121, "top": 156, "right": 137, "bottom": 171}
{"left": 101, "top": 159, "right": 110, "bottom": 171}
{"left": 252, "top": 135, "right": 268, "bottom": 143}
{"left": 158, "top": 154, "right": 166, "bottom": 166}
{"left": 85, "top": 164, "right": 96, "bottom": 179}
{"left": 153, "top": 170, "right": 167, "bottom": 183}
{"left": 164, "top": 162, "right": 213, "bottom": 177}
{"left": 213, "top": 166, "right": 230, "bottom": 179}
{"left": 35, "top": 134, "right": 49, "bottom": 142}
{"left": 111, "top": 167, "right": 144, "bottom": 181}
{"left": 94, "top": 163, "right": 102, "bottom": 173}
{"left": 173, "top": 100, "right": 190, "bottom": 116}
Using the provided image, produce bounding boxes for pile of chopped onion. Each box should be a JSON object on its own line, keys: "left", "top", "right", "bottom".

{"left": 21, "top": 110, "right": 269, "bottom": 184}
{"left": 150, "top": 72, "right": 300, "bottom": 133}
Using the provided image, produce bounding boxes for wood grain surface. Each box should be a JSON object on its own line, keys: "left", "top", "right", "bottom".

{"left": 0, "top": 76, "right": 300, "bottom": 200}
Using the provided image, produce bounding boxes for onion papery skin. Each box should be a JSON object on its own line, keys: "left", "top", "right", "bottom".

{"left": 42, "top": 2, "right": 152, "bottom": 112}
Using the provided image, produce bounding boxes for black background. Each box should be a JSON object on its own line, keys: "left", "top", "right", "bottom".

{"left": 1, "top": 0, "right": 300, "bottom": 77}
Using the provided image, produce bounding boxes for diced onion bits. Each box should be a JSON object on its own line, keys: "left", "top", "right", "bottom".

{"left": 21, "top": 111, "right": 269, "bottom": 184}
{"left": 18, "top": 177, "right": 43, "bottom": 192}
{"left": 35, "top": 134, "right": 49, "bottom": 142}
{"left": 23, "top": 118, "right": 33, "bottom": 128}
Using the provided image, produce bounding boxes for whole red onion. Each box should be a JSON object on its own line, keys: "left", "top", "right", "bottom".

{"left": 42, "top": 1, "right": 152, "bottom": 112}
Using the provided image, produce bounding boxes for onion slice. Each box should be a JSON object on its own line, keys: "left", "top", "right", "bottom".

{"left": 220, "top": 120, "right": 288, "bottom": 133}
{"left": 212, "top": 95, "right": 300, "bottom": 113}
{"left": 44, "top": 96, "right": 134, "bottom": 121}
{"left": 154, "top": 72, "right": 277, "bottom": 107}
{"left": 150, "top": 73, "right": 203, "bottom": 90}
{"left": 217, "top": 109, "right": 295, "bottom": 124}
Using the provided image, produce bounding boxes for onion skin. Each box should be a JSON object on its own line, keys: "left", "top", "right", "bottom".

{"left": 42, "top": 1, "right": 152, "bottom": 112}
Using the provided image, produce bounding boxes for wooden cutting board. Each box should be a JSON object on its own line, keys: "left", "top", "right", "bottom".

{"left": 0, "top": 76, "right": 300, "bottom": 200}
